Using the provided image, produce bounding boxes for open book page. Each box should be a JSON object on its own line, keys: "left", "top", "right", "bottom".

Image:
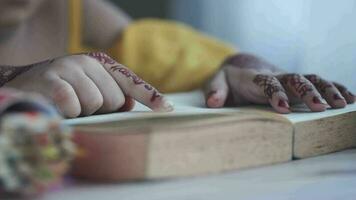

{"left": 64, "top": 90, "right": 356, "bottom": 125}
{"left": 64, "top": 91, "right": 236, "bottom": 125}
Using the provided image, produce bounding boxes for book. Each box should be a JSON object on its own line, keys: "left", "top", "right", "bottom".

{"left": 65, "top": 91, "right": 356, "bottom": 181}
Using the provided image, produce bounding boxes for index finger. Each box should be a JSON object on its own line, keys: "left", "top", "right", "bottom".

{"left": 87, "top": 52, "right": 173, "bottom": 112}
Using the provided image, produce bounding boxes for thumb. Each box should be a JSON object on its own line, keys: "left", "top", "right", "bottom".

{"left": 204, "top": 70, "right": 229, "bottom": 108}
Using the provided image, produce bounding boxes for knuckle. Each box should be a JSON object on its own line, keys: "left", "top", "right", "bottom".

{"left": 291, "top": 73, "right": 304, "bottom": 79}
{"left": 253, "top": 74, "right": 284, "bottom": 99}
{"left": 53, "top": 58, "right": 83, "bottom": 73}
{"left": 51, "top": 81, "right": 73, "bottom": 103}
{"left": 280, "top": 73, "right": 304, "bottom": 84}
{"left": 72, "top": 54, "right": 96, "bottom": 66}
{"left": 40, "top": 70, "right": 55, "bottom": 80}
{"left": 305, "top": 74, "right": 320, "bottom": 79}
{"left": 88, "top": 51, "right": 109, "bottom": 57}
{"left": 333, "top": 82, "right": 347, "bottom": 91}
{"left": 304, "top": 74, "right": 323, "bottom": 84}
{"left": 253, "top": 74, "right": 279, "bottom": 85}
{"left": 86, "top": 52, "right": 116, "bottom": 65}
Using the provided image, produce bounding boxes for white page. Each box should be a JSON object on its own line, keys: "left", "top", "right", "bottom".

{"left": 64, "top": 91, "right": 356, "bottom": 125}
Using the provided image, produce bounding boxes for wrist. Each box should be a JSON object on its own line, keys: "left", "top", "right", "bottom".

{"left": 0, "top": 65, "right": 33, "bottom": 87}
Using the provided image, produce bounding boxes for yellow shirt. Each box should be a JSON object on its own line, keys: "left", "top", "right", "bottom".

{"left": 68, "top": 0, "right": 236, "bottom": 93}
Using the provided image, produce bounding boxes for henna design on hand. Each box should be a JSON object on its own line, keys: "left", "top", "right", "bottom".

{"left": 0, "top": 59, "right": 54, "bottom": 87}
{"left": 0, "top": 66, "right": 32, "bottom": 87}
{"left": 304, "top": 74, "right": 332, "bottom": 94}
{"left": 110, "top": 65, "right": 162, "bottom": 102}
{"left": 111, "top": 65, "right": 145, "bottom": 85}
{"left": 253, "top": 75, "right": 285, "bottom": 99}
{"left": 87, "top": 52, "right": 162, "bottom": 103}
{"left": 280, "top": 74, "right": 313, "bottom": 98}
{"left": 332, "top": 82, "right": 348, "bottom": 94}
{"left": 87, "top": 52, "right": 116, "bottom": 65}
{"left": 151, "top": 90, "right": 161, "bottom": 102}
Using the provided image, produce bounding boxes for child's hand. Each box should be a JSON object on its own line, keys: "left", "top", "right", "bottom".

{"left": 5, "top": 53, "right": 173, "bottom": 118}
{"left": 205, "top": 53, "right": 355, "bottom": 114}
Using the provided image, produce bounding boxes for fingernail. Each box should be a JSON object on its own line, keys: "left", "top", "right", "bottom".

{"left": 333, "top": 94, "right": 344, "bottom": 100}
{"left": 313, "top": 96, "right": 322, "bottom": 104}
{"left": 278, "top": 100, "right": 290, "bottom": 108}
{"left": 162, "top": 100, "right": 174, "bottom": 112}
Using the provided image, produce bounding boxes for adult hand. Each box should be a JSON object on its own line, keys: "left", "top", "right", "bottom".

{"left": 205, "top": 53, "right": 355, "bottom": 113}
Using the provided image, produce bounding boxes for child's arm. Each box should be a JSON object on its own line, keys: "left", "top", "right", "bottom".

{"left": 204, "top": 53, "right": 355, "bottom": 113}
{"left": 2, "top": 53, "right": 173, "bottom": 118}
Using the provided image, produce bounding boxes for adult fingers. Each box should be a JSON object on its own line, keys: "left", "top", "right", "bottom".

{"left": 204, "top": 70, "right": 229, "bottom": 108}
{"left": 253, "top": 74, "right": 290, "bottom": 114}
{"left": 305, "top": 74, "right": 347, "bottom": 108}
{"left": 333, "top": 82, "right": 355, "bottom": 104}
{"left": 278, "top": 74, "right": 327, "bottom": 112}
{"left": 87, "top": 52, "right": 173, "bottom": 112}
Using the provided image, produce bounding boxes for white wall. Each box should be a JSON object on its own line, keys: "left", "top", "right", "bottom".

{"left": 170, "top": 0, "right": 356, "bottom": 91}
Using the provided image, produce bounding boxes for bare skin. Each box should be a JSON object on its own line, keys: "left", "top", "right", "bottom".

{"left": 4, "top": 52, "right": 173, "bottom": 118}
{"left": 0, "top": 0, "right": 354, "bottom": 185}
{"left": 0, "top": 0, "right": 354, "bottom": 117}
{"left": 0, "top": 0, "right": 172, "bottom": 117}
{"left": 205, "top": 53, "right": 355, "bottom": 114}
{"left": 0, "top": 0, "right": 130, "bottom": 65}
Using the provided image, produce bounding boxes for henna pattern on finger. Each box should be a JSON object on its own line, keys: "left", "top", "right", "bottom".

{"left": 332, "top": 82, "right": 348, "bottom": 93}
{"left": 87, "top": 52, "right": 163, "bottom": 103}
{"left": 304, "top": 75, "right": 332, "bottom": 94}
{"left": 253, "top": 75, "right": 285, "bottom": 99}
{"left": 87, "top": 52, "right": 116, "bottom": 65}
{"left": 280, "top": 74, "right": 313, "bottom": 98}
{"left": 333, "top": 82, "right": 355, "bottom": 102}
{"left": 110, "top": 65, "right": 162, "bottom": 102}
{"left": 111, "top": 65, "right": 145, "bottom": 85}
{"left": 151, "top": 90, "right": 161, "bottom": 102}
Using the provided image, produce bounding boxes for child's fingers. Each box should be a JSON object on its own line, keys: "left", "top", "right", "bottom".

{"left": 87, "top": 52, "right": 173, "bottom": 112}
{"left": 118, "top": 96, "right": 136, "bottom": 112}
{"left": 304, "top": 75, "right": 347, "bottom": 108}
{"left": 107, "top": 65, "right": 173, "bottom": 112}
{"left": 48, "top": 76, "right": 81, "bottom": 118}
{"left": 279, "top": 74, "right": 327, "bottom": 112}
{"left": 253, "top": 74, "right": 291, "bottom": 114}
{"left": 59, "top": 69, "right": 104, "bottom": 116}
{"left": 204, "top": 70, "right": 229, "bottom": 108}
{"left": 79, "top": 57, "right": 126, "bottom": 113}
{"left": 332, "top": 82, "right": 355, "bottom": 104}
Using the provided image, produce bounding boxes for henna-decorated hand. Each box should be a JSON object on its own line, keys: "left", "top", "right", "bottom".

{"left": 4, "top": 52, "right": 173, "bottom": 118}
{"left": 205, "top": 53, "right": 355, "bottom": 114}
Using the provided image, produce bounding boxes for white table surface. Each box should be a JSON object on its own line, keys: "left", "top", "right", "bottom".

{"left": 43, "top": 149, "right": 356, "bottom": 200}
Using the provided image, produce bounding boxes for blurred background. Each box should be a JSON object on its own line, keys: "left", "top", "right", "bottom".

{"left": 111, "top": 0, "right": 355, "bottom": 90}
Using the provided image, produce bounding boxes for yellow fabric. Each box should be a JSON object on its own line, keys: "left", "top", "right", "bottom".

{"left": 68, "top": 0, "right": 83, "bottom": 53}
{"left": 68, "top": 1, "right": 236, "bottom": 92}
{"left": 68, "top": 0, "right": 94, "bottom": 53}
